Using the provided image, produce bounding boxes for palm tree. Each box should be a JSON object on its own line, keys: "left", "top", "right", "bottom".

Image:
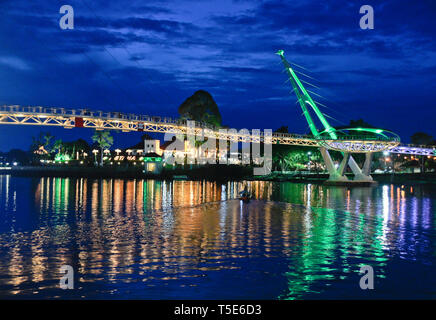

{"left": 53, "top": 139, "right": 64, "bottom": 155}
{"left": 30, "top": 135, "right": 42, "bottom": 153}
{"left": 43, "top": 132, "right": 53, "bottom": 153}
{"left": 273, "top": 152, "right": 288, "bottom": 172}
{"left": 92, "top": 130, "right": 113, "bottom": 166}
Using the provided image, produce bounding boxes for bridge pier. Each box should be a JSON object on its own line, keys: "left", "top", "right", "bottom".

{"left": 349, "top": 155, "right": 373, "bottom": 182}
{"left": 320, "top": 148, "right": 375, "bottom": 183}
{"left": 338, "top": 152, "right": 350, "bottom": 176}
{"left": 320, "top": 147, "right": 348, "bottom": 181}
{"left": 362, "top": 152, "right": 373, "bottom": 176}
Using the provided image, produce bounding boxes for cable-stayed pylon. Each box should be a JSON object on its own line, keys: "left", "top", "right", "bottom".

{"left": 276, "top": 50, "right": 338, "bottom": 139}
{"left": 276, "top": 49, "right": 379, "bottom": 183}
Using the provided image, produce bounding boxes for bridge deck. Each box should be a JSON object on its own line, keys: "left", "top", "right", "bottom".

{"left": 0, "top": 105, "right": 433, "bottom": 155}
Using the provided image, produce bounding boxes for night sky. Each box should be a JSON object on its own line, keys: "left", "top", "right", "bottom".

{"left": 0, "top": 0, "right": 435, "bottom": 151}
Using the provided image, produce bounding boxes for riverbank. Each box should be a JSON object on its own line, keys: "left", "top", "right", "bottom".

{"left": 3, "top": 165, "right": 252, "bottom": 181}
{"left": 2, "top": 166, "right": 435, "bottom": 185}
{"left": 256, "top": 172, "right": 436, "bottom": 185}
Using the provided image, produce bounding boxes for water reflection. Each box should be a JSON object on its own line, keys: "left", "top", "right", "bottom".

{"left": 0, "top": 175, "right": 434, "bottom": 299}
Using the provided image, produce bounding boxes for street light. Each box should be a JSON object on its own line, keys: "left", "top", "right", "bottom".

{"left": 383, "top": 151, "right": 390, "bottom": 172}
{"left": 307, "top": 151, "right": 312, "bottom": 173}
{"left": 92, "top": 149, "right": 99, "bottom": 165}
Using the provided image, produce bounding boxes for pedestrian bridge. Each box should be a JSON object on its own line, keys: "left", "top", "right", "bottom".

{"left": 0, "top": 104, "right": 432, "bottom": 157}
{"left": 0, "top": 104, "right": 406, "bottom": 147}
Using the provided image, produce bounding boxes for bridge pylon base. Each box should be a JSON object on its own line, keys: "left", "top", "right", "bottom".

{"left": 324, "top": 180, "right": 378, "bottom": 187}
{"left": 326, "top": 172, "right": 349, "bottom": 182}
{"left": 349, "top": 152, "right": 374, "bottom": 182}
{"left": 352, "top": 173, "right": 374, "bottom": 182}
{"left": 320, "top": 148, "right": 376, "bottom": 185}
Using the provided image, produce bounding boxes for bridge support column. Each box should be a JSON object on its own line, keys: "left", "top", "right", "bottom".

{"left": 320, "top": 148, "right": 374, "bottom": 182}
{"left": 349, "top": 154, "right": 373, "bottom": 181}
{"left": 362, "top": 152, "right": 373, "bottom": 176}
{"left": 338, "top": 152, "right": 350, "bottom": 176}
{"left": 320, "top": 147, "right": 348, "bottom": 181}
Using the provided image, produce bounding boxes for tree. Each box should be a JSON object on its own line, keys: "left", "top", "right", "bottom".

{"left": 274, "top": 150, "right": 295, "bottom": 171}
{"left": 92, "top": 130, "right": 113, "bottom": 166}
{"left": 335, "top": 119, "right": 378, "bottom": 138}
{"left": 7, "top": 149, "right": 30, "bottom": 165}
{"left": 31, "top": 131, "right": 53, "bottom": 148}
{"left": 410, "top": 132, "right": 435, "bottom": 173}
{"left": 274, "top": 126, "right": 289, "bottom": 134}
{"left": 73, "top": 139, "right": 91, "bottom": 159}
{"left": 411, "top": 132, "right": 434, "bottom": 146}
{"left": 43, "top": 132, "right": 54, "bottom": 153}
{"left": 272, "top": 145, "right": 323, "bottom": 172}
{"left": 63, "top": 139, "right": 91, "bottom": 160}
{"left": 53, "top": 139, "right": 64, "bottom": 155}
{"left": 348, "top": 119, "right": 375, "bottom": 129}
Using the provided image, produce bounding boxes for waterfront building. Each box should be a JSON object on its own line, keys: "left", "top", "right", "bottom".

{"left": 144, "top": 138, "right": 162, "bottom": 155}
{"left": 143, "top": 152, "right": 163, "bottom": 174}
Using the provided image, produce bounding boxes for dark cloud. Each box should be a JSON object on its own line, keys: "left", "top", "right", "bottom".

{"left": 76, "top": 16, "right": 195, "bottom": 36}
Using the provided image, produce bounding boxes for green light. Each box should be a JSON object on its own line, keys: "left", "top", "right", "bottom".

{"left": 277, "top": 51, "right": 400, "bottom": 146}
{"left": 277, "top": 51, "right": 336, "bottom": 139}
{"left": 318, "top": 127, "right": 399, "bottom": 141}
{"left": 276, "top": 183, "right": 388, "bottom": 300}
{"left": 143, "top": 157, "right": 162, "bottom": 162}
{"left": 55, "top": 153, "right": 71, "bottom": 162}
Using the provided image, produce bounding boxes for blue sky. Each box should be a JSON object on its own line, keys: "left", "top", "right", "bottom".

{"left": 0, "top": 0, "right": 435, "bottom": 150}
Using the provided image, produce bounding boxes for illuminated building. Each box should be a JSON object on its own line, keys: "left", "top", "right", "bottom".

{"left": 143, "top": 152, "right": 163, "bottom": 174}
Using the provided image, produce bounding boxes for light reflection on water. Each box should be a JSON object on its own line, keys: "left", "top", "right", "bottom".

{"left": 0, "top": 175, "right": 435, "bottom": 299}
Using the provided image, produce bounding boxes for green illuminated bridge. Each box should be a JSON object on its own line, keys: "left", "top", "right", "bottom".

{"left": 0, "top": 51, "right": 434, "bottom": 181}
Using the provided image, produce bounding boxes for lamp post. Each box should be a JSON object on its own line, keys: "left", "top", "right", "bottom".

{"left": 92, "top": 149, "right": 98, "bottom": 165}
{"left": 307, "top": 151, "right": 312, "bottom": 174}
{"left": 383, "top": 151, "right": 389, "bottom": 173}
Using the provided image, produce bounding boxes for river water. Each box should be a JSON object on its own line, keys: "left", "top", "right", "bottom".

{"left": 0, "top": 175, "right": 435, "bottom": 299}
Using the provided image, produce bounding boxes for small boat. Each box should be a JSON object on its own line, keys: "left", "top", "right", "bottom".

{"left": 239, "top": 190, "right": 251, "bottom": 203}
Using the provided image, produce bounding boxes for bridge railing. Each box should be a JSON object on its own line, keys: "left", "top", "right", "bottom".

{"left": 1, "top": 105, "right": 314, "bottom": 135}
{"left": 395, "top": 143, "right": 436, "bottom": 149}
{"left": 0, "top": 106, "right": 301, "bottom": 133}
{"left": 5, "top": 105, "right": 433, "bottom": 149}
{"left": 272, "top": 132, "right": 313, "bottom": 140}
{"left": 0, "top": 105, "right": 335, "bottom": 140}
{"left": 316, "top": 134, "right": 400, "bottom": 143}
